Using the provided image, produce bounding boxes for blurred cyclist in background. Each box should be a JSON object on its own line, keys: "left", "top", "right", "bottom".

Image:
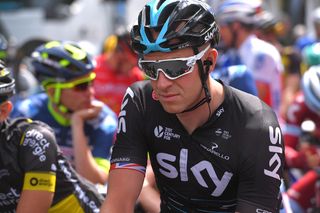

{"left": 11, "top": 38, "right": 49, "bottom": 99}
{"left": 10, "top": 40, "right": 118, "bottom": 185}
{"left": 295, "top": 6, "right": 320, "bottom": 51}
{"left": 216, "top": 0, "right": 284, "bottom": 117}
{"left": 0, "top": 62, "right": 103, "bottom": 213}
{"left": 255, "top": 10, "right": 302, "bottom": 119}
{"left": 93, "top": 28, "right": 145, "bottom": 115}
{"left": 282, "top": 65, "right": 320, "bottom": 212}
{"left": 210, "top": 64, "right": 258, "bottom": 96}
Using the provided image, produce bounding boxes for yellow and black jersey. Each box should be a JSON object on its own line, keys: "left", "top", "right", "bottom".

{"left": 0, "top": 118, "right": 103, "bottom": 213}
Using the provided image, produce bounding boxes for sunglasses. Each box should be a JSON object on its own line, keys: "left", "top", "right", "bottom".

{"left": 44, "top": 72, "right": 96, "bottom": 91}
{"left": 138, "top": 45, "right": 211, "bottom": 80}
{"left": 72, "top": 81, "right": 93, "bottom": 92}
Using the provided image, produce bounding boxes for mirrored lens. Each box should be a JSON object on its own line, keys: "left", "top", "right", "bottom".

{"left": 139, "top": 60, "right": 193, "bottom": 80}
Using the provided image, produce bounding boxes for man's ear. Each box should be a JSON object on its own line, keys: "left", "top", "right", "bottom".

{"left": 205, "top": 48, "right": 218, "bottom": 72}
{"left": 0, "top": 101, "right": 13, "bottom": 121}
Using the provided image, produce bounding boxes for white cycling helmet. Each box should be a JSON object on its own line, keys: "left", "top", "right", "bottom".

{"left": 216, "top": 0, "right": 262, "bottom": 25}
{"left": 312, "top": 7, "right": 320, "bottom": 24}
{"left": 301, "top": 65, "right": 320, "bottom": 115}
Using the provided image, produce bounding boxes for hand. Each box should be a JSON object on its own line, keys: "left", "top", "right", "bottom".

{"left": 71, "top": 100, "right": 104, "bottom": 123}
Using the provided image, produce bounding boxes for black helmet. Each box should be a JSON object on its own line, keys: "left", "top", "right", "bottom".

{"left": 31, "top": 40, "right": 95, "bottom": 84}
{"left": 131, "top": 0, "right": 220, "bottom": 54}
{"left": 0, "top": 62, "right": 15, "bottom": 103}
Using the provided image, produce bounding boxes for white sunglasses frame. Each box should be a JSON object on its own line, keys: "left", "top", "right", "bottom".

{"left": 138, "top": 45, "right": 211, "bottom": 80}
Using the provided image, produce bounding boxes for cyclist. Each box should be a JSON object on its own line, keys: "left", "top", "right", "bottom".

{"left": 93, "top": 28, "right": 145, "bottom": 114}
{"left": 101, "top": 0, "right": 284, "bottom": 212}
{"left": 295, "top": 7, "right": 320, "bottom": 51}
{"left": 216, "top": 0, "right": 283, "bottom": 117}
{"left": 282, "top": 65, "right": 320, "bottom": 212}
{"left": 0, "top": 62, "right": 103, "bottom": 213}
{"left": 254, "top": 10, "right": 302, "bottom": 119}
{"left": 11, "top": 40, "right": 118, "bottom": 185}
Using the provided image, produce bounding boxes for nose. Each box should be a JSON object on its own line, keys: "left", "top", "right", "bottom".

{"left": 155, "top": 71, "right": 173, "bottom": 89}
{"left": 89, "top": 86, "right": 95, "bottom": 96}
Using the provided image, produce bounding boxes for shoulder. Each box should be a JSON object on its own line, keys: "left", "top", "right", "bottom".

{"left": 250, "top": 36, "right": 281, "bottom": 57}
{"left": 7, "top": 118, "right": 57, "bottom": 148}
{"left": 227, "top": 65, "right": 252, "bottom": 79}
{"left": 124, "top": 80, "right": 152, "bottom": 102}
{"left": 22, "top": 119, "right": 56, "bottom": 140}
{"left": 226, "top": 86, "right": 277, "bottom": 124}
{"left": 99, "top": 104, "right": 118, "bottom": 126}
{"left": 12, "top": 93, "right": 48, "bottom": 117}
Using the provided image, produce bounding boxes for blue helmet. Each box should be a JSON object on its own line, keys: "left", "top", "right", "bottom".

{"left": 31, "top": 40, "right": 95, "bottom": 83}
{"left": 130, "top": 0, "right": 220, "bottom": 54}
{"left": 301, "top": 65, "right": 320, "bottom": 115}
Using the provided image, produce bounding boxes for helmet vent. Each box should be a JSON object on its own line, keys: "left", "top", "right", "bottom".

{"left": 178, "top": 4, "right": 199, "bottom": 20}
{"left": 156, "top": 0, "right": 167, "bottom": 10}
{"left": 144, "top": 6, "right": 151, "bottom": 26}
{"left": 158, "top": 2, "right": 178, "bottom": 25}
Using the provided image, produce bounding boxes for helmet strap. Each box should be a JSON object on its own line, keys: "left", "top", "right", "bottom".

{"left": 179, "top": 47, "right": 212, "bottom": 114}
{"left": 46, "top": 85, "right": 72, "bottom": 126}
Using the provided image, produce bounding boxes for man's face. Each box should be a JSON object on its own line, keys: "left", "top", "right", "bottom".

{"left": 59, "top": 77, "right": 95, "bottom": 112}
{"left": 218, "top": 23, "right": 234, "bottom": 48}
{"left": 142, "top": 46, "right": 214, "bottom": 114}
{"left": 114, "top": 42, "right": 139, "bottom": 75}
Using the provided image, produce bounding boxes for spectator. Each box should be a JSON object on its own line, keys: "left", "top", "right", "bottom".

{"left": 93, "top": 28, "right": 145, "bottom": 115}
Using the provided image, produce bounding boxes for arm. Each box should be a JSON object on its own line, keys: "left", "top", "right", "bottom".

{"left": 237, "top": 107, "right": 284, "bottom": 212}
{"left": 16, "top": 190, "right": 53, "bottom": 213}
{"left": 71, "top": 102, "right": 108, "bottom": 184}
{"left": 18, "top": 121, "right": 59, "bottom": 212}
{"left": 137, "top": 162, "right": 161, "bottom": 213}
{"left": 101, "top": 169, "right": 145, "bottom": 213}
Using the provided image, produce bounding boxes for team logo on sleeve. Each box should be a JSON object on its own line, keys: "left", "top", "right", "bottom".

{"left": 264, "top": 126, "right": 283, "bottom": 180}
{"left": 21, "top": 129, "right": 50, "bottom": 162}
{"left": 118, "top": 87, "right": 134, "bottom": 134}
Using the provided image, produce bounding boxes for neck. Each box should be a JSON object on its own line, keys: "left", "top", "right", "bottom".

{"left": 176, "top": 79, "right": 224, "bottom": 134}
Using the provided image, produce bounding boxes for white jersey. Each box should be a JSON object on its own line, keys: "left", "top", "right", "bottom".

{"left": 239, "top": 35, "right": 283, "bottom": 116}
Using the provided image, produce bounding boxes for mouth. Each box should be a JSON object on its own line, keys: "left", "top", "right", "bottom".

{"left": 158, "top": 93, "right": 179, "bottom": 102}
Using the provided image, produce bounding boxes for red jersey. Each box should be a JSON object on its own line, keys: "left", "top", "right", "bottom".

{"left": 93, "top": 54, "right": 145, "bottom": 114}
{"left": 283, "top": 92, "right": 320, "bottom": 168}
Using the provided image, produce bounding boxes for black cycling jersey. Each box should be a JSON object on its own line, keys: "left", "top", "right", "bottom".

{"left": 111, "top": 80, "right": 284, "bottom": 213}
{"left": 0, "top": 118, "right": 103, "bottom": 213}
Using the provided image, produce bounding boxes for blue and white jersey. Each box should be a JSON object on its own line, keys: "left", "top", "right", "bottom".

{"left": 211, "top": 65, "right": 258, "bottom": 96}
